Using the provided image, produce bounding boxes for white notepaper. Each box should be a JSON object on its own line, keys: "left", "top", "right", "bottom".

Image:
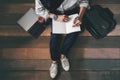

{"left": 52, "top": 14, "right": 81, "bottom": 34}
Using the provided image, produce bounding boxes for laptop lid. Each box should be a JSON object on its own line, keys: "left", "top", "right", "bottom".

{"left": 17, "top": 8, "right": 39, "bottom": 31}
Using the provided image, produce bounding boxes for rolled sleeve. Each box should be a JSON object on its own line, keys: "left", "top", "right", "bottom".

{"left": 35, "top": 0, "right": 49, "bottom": 20}
{"left": 79, "top": 0, "right": 89, "bottom": 8}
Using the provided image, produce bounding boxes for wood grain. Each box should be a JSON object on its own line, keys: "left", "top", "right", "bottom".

{"left": 1, "top": 48, "right": 120, "bottom": 59}
{"left": 0, "top": 59, "right": 120, "bottom": 70}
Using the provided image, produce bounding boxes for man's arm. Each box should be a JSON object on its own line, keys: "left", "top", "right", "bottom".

{"left": 73, "top": 0, "right": 89, "bottom": 27}
{"left": 35, "top": 0, "right": 49, "bottom": 21}
{"left": 78, "top": 7, "right": 87, "bottom": 21}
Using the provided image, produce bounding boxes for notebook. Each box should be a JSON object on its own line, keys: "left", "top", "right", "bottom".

{"left": 52, "top": 14, "right": 81, "bottom": 34}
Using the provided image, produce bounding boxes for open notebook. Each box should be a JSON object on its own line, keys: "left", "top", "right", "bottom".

{"left": 52, "top": 14, "right": 81, "bottom": 34}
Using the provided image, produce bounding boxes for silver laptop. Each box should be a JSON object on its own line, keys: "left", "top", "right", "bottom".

{"left": 17, "top": 8, "right": 39, "bottom": 31}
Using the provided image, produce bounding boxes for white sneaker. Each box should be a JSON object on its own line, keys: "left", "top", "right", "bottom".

{"left": 61, "top": 56, "right": 70, "bottom": 71}
{"left": 49, "top": 63, "right": 58, "bottom": 78}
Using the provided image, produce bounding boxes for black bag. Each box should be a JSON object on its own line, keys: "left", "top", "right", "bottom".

{"left": 82, "top": 5, "right": 116, "bottom": 39}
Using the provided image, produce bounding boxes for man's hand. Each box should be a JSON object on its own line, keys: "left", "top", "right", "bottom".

{"left": 57, "top": 15, "right": 70, "bottom": 22}
{"left": 73, "top": 7, "right": 87, "bottom": 27}
{"left": 73, "top": 16, "right": 82, "bottom": 27}
{"left": 49, "top": 13, "right": 69, "bottom": 22}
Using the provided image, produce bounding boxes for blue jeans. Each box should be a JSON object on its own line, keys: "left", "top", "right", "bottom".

{"left": 50, "top": 32, "right": 79, "bottom": 61}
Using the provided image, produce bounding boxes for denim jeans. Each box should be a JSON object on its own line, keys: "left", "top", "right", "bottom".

{"left": 50, "top": 32, "right": 79, "bottom": 61}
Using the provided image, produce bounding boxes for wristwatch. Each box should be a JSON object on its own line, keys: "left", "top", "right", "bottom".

{"left": 53, "top": 15, "right": 58, "bottom": 20}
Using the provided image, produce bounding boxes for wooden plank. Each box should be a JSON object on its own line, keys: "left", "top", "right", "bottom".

{"left": 100, "top": 4, "right": 120, "bottom": 14}
{"left": 1, "top": 48, "right": 50, "bottom": 59}
{"left": 0, "top": 59, "right": 120, "bottom": 70}
{"left": 0, "top": 60, "right": 51, "bottom": 70}
{"left": 0, "top": 0, "right": 34, "bottom": 3}
{"left": 114, "top": 14, "right": 120, "bottom": 24}
{"left": 71, "top": 59, "right": 120, "bottom": 70}
{"left": 0, "top": 71, "right": 51, "bottom": 80}
{"left": 1, "top": 48, "right": 120, "bottom": 59}
{"left": 0, "top": 36, "right": 49, "bottom": 48}
{"left": 107, "top": 25, "right": 120, "bottom": 36}
{"left": 0, "top": 3, "right": 34, "bottom": 14}
{"left": 8, "top": 36, "right": 120, "bottom": 48}
{"left": 0, "top": 24, "right": 120, "bottom": 36}
{"left": 0, "top": 49, "right": 2, "bottom": 58}
{"left": 0, "top": 36, "right": 120, "bottom": 48}
{"left": 0, "top": 70, "right": 120, "bottom": 80}
{"left": 69, "top": 48, "right": 120, "bottom": 59}
{"left": 0, "top": 25, "right": 51, "bottom": 36}
{"left": 0, "top": 14, "right": 22, "bottom": 25}
{"left": 74, "top": 36, "right": 120, "bottom": 48}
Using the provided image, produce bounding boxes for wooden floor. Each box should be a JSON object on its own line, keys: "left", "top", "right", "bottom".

{"left": 0, "top": 70, "right": 120, "bottom": 80}
{"left": 0, "top": 0, "right": 120, "bottom": 80}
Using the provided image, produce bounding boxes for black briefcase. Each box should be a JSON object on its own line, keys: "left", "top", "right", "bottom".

{"left": 82, "top": 5, "right": 116, "bottom": 39}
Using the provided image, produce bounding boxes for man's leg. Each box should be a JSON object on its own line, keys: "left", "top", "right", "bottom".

{"left": 50, "top": 33, "right": 62, "bottom": 61}
{"left": 49, "top": 33, "right": 62, "bottom": 78}
{"left": 60, "top": 32, "right": 79, "bottom": 71}
{"left": 60, "top": 32, "right": 79, "bottom": 56}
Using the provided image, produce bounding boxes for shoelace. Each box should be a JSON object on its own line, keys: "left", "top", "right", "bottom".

{"left": 62, "top": 58, "right": 69, "bottom": 67}
{"left": 50, "top": 64, "right": 57, "bottom": 73}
